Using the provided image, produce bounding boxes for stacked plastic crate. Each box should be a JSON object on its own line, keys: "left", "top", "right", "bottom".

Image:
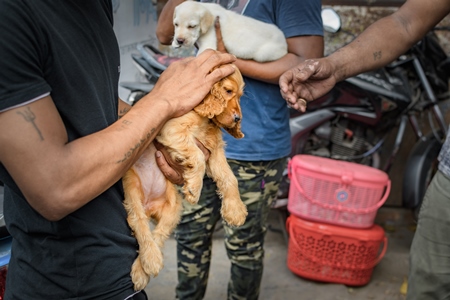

{"left": 286, "top": 155, "right": 390, "bottom": 286}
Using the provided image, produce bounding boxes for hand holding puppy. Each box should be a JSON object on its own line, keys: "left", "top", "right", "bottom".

{"left": 149, "top": 49, "right": 236, "bottom": 118}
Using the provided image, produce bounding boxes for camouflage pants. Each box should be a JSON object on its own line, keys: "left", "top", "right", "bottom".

{"left": 174, "top": 158, "right": 287, "bottom": 300}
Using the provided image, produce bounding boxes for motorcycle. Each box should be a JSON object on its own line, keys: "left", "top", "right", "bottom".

{"left": 120, "top": 43, "right": 166, "bottom": 105}
{"left": 120, "top": 9, "right": 450, "bottom": 221}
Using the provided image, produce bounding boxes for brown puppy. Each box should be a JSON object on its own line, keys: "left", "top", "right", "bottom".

{"left": 122, "top": 66, "right": 248, "bottom": 290}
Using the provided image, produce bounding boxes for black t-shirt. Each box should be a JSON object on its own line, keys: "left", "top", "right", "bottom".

{"left": 0, "top": 1, "right": 137, "bottom": 298}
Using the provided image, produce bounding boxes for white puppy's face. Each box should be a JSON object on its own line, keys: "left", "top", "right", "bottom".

{"left": 172, "top": 2, "right": 214, "bottom": 48}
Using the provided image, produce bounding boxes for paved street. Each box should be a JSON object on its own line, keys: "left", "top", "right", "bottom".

{"left": 146, "top": 207, "right": 414, "bottom": 300}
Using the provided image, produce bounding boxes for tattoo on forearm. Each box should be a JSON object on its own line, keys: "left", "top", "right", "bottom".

{"left": 122, "top": 119, "right": 132, "bottom": 126}
{"left": 119, "top": 107, "right": 130, "bottom": 118}
{"left": 118, "top": 119, "right": 133, "bottom": 131}
{"left": 116, "top": 128, "right": 156, "bottom": 163}
{"left": 373, "top": 51, "right": 382, "bottom": 61}
{"left": 17, "top": 107, "right": 44, "bottom": 141}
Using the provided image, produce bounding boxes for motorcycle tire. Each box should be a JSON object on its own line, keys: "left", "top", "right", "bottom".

{"left": 402, "top": 131, "right": 443, "bottom": 222}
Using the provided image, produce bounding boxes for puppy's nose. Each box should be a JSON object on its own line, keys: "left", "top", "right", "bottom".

{"left": 176, "top": 38, "right": 185, "bottom": 45}
{"left": 234, "top": 115, "right": 241, "bottom": 122}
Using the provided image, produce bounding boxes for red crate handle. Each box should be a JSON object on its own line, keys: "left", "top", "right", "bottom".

{"left": 286, "top": 218, "right": 388, "bottom": 270}
{"left": 290, "top": 168, "right": 391, "bottom": 214}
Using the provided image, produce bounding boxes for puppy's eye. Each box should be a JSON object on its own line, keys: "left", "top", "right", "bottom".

{"left": 188, "top": 25, "right": 197, "bottom": 29}
{"left": 226, "top": 89, "right": 233, "bottom": 95}
{"left": 174, "top": 23, "right": 179, "bottom": 27}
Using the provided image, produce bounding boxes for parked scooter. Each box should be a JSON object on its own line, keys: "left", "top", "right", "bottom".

{"left": 120, "top": 44, "right": 167, "bottom": 105}
{"left": 120, "top": 9, "right": 450, "bottom": 221}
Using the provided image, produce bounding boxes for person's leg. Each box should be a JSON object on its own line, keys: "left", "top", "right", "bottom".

{"left": 224, "top": 158, "right": 286, "bottom": 300}
{"left": 175, "top": 176, "right": 222, "bottom": 300}
{"left": 407, "top": 170, "right": 450, "bottom": 299}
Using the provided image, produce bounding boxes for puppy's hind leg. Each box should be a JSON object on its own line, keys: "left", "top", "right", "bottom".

{"left": 207, "top": 148, "right": 248, "bottom": 227}
{"left": 151, "top": 182, "right": 182, "bottom": 249}
{"left": 123, "top": 168, "right": 163, "bottom": 290}
{"left": 181, "top": 148, "right": 207, "bottom": 204}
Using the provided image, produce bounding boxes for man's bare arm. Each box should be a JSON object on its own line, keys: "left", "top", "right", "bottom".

{"left": 232, "top": 36, "right": 324, "bottom": 84}
{"left": 0, "top": 50, "right": 236, "bottom": 221}
{"left": 118, "top": 98, "right": 131, "bottom": 118}
{"left": 329, "top": 0, "right": 450, "bottom": 82}
{"left": 156, "top": 0, "right": 185, "bottom": 45}
{"left": 0, "top": 95, "right": 164, "bottom": 221}
{"left": 213, "top": 19, "right": 324, "bottom": 84}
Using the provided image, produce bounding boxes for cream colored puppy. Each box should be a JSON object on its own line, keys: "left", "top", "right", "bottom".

{"left": 172, "top": 1, "right": 287, "bottom": 62}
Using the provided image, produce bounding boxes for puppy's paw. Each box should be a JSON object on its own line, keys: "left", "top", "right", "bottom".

{"left": 221, "top": 200, "right": 248, "bottom": 227}
{"left": 184, "top": 188, "right": 200, "bottom": 205}
{"left": 131, "top": 258, "right": 151, "bottom": 291}
{"left": 140, "top": 243, "right": 164, "bottom": 277}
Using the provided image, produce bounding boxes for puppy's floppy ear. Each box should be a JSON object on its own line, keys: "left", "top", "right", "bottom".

{"left": 194, "top": 83, "right": 226, "bottom": 118}
{"left": 224, "top": 121, "right": 244, "bottom": 139}
{"left": 200, "top": 8, "right": 215, "bottom": 34}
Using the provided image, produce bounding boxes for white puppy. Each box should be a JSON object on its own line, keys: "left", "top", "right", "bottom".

{"left": 172, "top": 1, "right": 287, "bottom": 62}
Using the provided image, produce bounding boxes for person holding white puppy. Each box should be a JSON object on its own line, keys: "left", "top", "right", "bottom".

{"left": 157, "top": 0, "right": 324, "bottom": 299}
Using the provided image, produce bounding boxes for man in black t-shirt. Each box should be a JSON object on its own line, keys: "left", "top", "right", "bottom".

{"left": 0, "top": 1, "right": 236, "bottom": 299}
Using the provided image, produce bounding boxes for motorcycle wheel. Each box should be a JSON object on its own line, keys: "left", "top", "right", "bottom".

{"left": 402, "top": 131, "right": 443, "bottom": 222}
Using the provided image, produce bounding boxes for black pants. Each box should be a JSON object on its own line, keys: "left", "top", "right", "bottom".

{"left": 132, "top": 291, "right": 148, "bottom": 300}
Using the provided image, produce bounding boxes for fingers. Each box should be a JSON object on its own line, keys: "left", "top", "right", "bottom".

{"left": 279, "top": 75, "right": 298, "bottom": 106}
{"left": 296, "top": 98, "right": 308, "bottom": 113}
{"left": 280, "top": 59, "right": 321, "bottom": 109}
{"left": 280, "top": 59, "right": 319, "bottom": 90}
{"left": 279, "top": 69, "right": 294, "bottom": 94}
{"left": 208, "top": 63, "right": 236, "bottom": 83}
{"left": 195, "top": 48, "right": 237, "bottom": 83}
{"left": 197, "top": 49, "right": 236, "bottom": 70}
{"left": 155, "top": 150, "right": 184, "bottom": 186}
{"left": 194, "top": 138, "right": 211, "bottom": 161}
{"left": 286, "top": 97, "right": 307, "bottom": 113}
{"left": 191, "top": 50, "right": 236, "bottom": 92}
{"left": 147, "top": 49, "right": 236, "bottom": 118}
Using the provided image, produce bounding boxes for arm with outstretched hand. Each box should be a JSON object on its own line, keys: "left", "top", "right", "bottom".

{"left": 279, "top": 0, "right": 450, "bottom": 112}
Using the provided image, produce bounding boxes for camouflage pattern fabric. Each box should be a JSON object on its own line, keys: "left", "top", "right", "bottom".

{"left": 174, "top": 158, "right": 287, "bottom": 300}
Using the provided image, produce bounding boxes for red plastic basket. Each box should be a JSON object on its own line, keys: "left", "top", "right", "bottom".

{"left": 286, "top": 215, "right": 387, "bottom": 286}
{"left": 287, "top": 155, "right": 391, "bottom": 228}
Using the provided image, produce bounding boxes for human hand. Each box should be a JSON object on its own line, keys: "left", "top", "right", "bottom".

{"left": 150, "top": 49, "right": 236, "bottom": 118}
{"left": 154, "top": 140, "right": 211, "bottom": 185}
{"left": 279, "top": 58, "right": 337, "bottom": 112}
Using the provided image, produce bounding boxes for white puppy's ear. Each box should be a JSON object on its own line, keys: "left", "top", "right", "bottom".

{"left": 173, "top": 8, "right": 177, "bottom": 23}
{"left": 200, "top": 9, "right": 215, "bottom": 34}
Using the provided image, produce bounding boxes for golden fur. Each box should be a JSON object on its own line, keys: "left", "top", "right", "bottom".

{"left": 122, "top": 67, "right": 248, "bottom": 290}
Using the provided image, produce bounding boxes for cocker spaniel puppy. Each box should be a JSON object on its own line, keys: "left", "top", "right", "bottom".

{"left": 172, "top": 0, "right": 287, "bottom": 62}
{"left": 122, "top": 66, "right": 248, "bottom": 290}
